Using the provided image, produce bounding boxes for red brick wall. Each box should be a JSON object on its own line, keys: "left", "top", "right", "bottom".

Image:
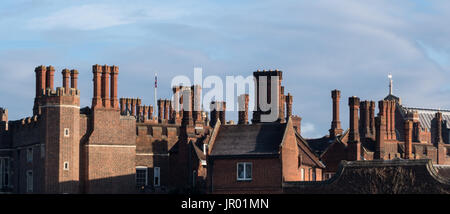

{"left": 210, "top": 157, "right": 282, "bottom": 194}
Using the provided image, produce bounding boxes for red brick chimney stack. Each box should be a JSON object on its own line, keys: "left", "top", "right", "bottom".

{"left": 404, "top": 120, "right": 413, "bottom": 159}
{"left": 92, "top": 65, "right": 103, "bottom": 109}
{"left": 110, "top": 66, "right": 119, "bottom": 110}
{"left": 348, "top": 96, "right": 361, "bottom": 161}
{"left": 378, "top": 100, "right": 388, "bottom": 140}
{"left": 70, "top": 69, "right": 79, "bottom": 90}
{"left": 219, "top": 101, "right": 226, "bottom": 124}
{"left": 126, "top": 98, "right": 131, "bottom": 114}
{"left": 62, "top": 69, "right": 71, "bottom": 94}
{"left": 131, "top": 99, "right": 137, "bottom": 116}
{"left": 35, "top": 66, "right": 46, "bottom": 97}
{"left": 46, "top": 65, "right": 55, "bottom": 90}
{"left": 359, "top": 100, "right": 371, "bottom": 140}
{"left": 164, "top": 99, "right": 171, "bottom": 122}
{"left": 120, "top": 98, "right": 126, "bottom": 114}
{"left": 210, "top": 101, "right": 220, "bottom": 127}
{"left": 285, "top": 93, "right": 293, "bottom": 120}
{"left": 158, "top": 99, "right": 164, "bottom": 123}
{"left": 329, "top": 90, "right": 343, "bottom": 138}
{"left": 238, "top": 94, "right": 250, "bottom": 124}
{"left": 101, "top": 65, "right": 111, "bottom": 108}
{"left": 148, "top": 105, "right": 153, "bottom": 120}
{"left": 369, "top": 101, "right": 376, "bottom": 138}
{"left": 390, "top": 101, "right": 396, "bottom": 140}
{"left": 435, "top": 112, "right": 444, "bottom": 144}
{"left": 375, "top": 115, "right": 386, "bottom": 159}
{"left": 143, "top": 106, "right": 148, "bottom": 122}
{"left": 279, "top": 86, "right": 285, "bottom": 123}
{"left": 192, "top": 85, "right": 202, "bottom": 123}
{"left": 182, "top": 89, "right": 193, "bottom": 126}
{"left": 292, "top": 115, "right": 302, "bottom": 134}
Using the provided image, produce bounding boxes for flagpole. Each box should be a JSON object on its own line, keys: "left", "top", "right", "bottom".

{"left": 154, "top": 73, "right": 157, "bottom": 120}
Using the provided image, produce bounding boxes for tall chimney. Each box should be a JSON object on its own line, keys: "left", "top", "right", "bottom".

{"left": 279, "top": 86, "right": 285, "bottom": 123}
{"left": 62, "top": 69, "right": 70, "bottom": 94}
{"left": 192, "top": 85, "right": 202, "bottom": 123}
{"left": 126, "top": 98, "right": 132, "bottom": 115}
{"left": 404, "top": 120, "right": 413, "bottom": 159}
{"left": 369, "top": 101, "right": 376, "bottom": 137}
{"left": 219, "top": 101, "right": 226, "bottom": 124}
{"left": 182, "top": 89, "right": 193, "bottom": 126}
{"left": 164, "top": 99, "right": 170, "bottom": 122}
{"left": 210, "top": 101, "right": 219, "bottom": 127}
{"left": 434, "top": 112, "right": 444, "bottom": 145}
{"left": 285, "top": 93, "right": 293, "bottom": 120}
{"left": 386, "top": 101, "right": 392, "bottom": 140}
{"left": 101, "top": 65, "right": 111, "bottom": 108}
{"left": 359, "top": 101, "right": 371, "bottom": 140}
{"left": 378, "top": 100, "right": 388, "bottom": 140}
{"left": 92, "top": 65, "right": 103, "bottom": 109}
{"left": 292, "top": 115, "right": 302, "bottom": 135}
{"left": 348, "top": 96, "right": 361, "bottom": 161}
{"left": 330, "top": 90, "right": 343, "bottom": 138}
{"left": 375, "top": 116, "right": 386, "bottom": 159}
{"left": 131, "top": 99, "right": 137, "bottom": 116}
{"left": 143, "top": 106, "right": 149, "bottom": 122}
{"left": 238, "top": 94, "right": 249, "bottom": 124}
{"left": 148, "top": 105, "right": 154, "bottom": 120}
{"left": 70, "top": 69, "right": 79, "bottom": 90}
{"left": 158, "top": 99, "right": 164, "bottom": 123}
{"left": 110, "top": 65, "right": 119, "bottom": 110}
{"left": 120, "top": 98, "right": 126, "bottom": 114}
{"left": 46, "top": 65, "right": 55, "bottom": 90}
{"left": 390, "top": 101, "right": 396, "bottom": 140}
{"left": 35, "top": 65, "right": 47, "bottom": 97}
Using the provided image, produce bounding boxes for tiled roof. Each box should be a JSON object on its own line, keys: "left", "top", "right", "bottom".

{"left": 210, "top": 123, "right": 287, "bottom": 157}
{"left": 305, "top": 136, "right": 335, "bottom": 156}
{"left": 400, "top": 106, "right": 450, "bottom": 130}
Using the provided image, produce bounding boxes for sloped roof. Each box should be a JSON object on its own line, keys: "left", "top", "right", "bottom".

{"left": 210, "top": 123, "right": 287, "bottom": 157}
{"left": 305, "top": 136, "right": 335, "bottom": 156}
{"left": 400, "top": 106, "right": 450, "bottom": 130}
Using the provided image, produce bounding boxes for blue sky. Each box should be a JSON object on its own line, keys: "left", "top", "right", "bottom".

{"left": 1, "top": 0, "right": 450, "bottom": 138}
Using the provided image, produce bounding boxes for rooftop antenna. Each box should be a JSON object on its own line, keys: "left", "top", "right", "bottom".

{"left": 388, "top": 73, "right": 393, "bottom": 95}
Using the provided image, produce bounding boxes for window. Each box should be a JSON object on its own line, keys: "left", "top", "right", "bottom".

{"left": 324, "top": 173, "right": 335, "bottom": 180}
{"left": 154, "top": 167, "right": 160, "bottom": 187}
{"left": 26, "top": 170, "right": 33, "bottom": 193}
{"left": 136, "top": 167, "right": 148, "bottom": 187}
{"left": 312, "top": 169, "right": 316, "bottom": 181}
{"left": 64, "top": 162, "right": 69, "bottom": 170}
{"left": 237, "top": 162, "right": 252, "bottom": 181}
{"left": 27, "top": 148, "right": 33, "bottom": 163}
{"left": 300, "top": 168, "right": 305, "bottom": 181}
{"left": 0, "top": 158, "right": 10, "bottom": 189}
{"left": 64, "top": 128, "right": 70, "bottom": 137}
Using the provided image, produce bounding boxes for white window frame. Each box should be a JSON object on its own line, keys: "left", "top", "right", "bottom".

{"left": 237, "top": 162, "right": 252, "bottom": 181}
{"left": 154, "top": 167, "right": 160, "bottom": 187}
{"left": 27, "top": 147, "right": 33, "bottom": 163}
{"left": 63, "top": 162, "right": 69, "bottom": 170}
{"left": 64, "top": 128, "right": 70, "bottom": 137}
{"left": 136, "top": 167, "right": 148, "bottom": 187}
{"left": 26, "top": 170, "right": 33, "bottom": 193}
{"left": 300, "top": 168, "right": 305, "bottom": 181}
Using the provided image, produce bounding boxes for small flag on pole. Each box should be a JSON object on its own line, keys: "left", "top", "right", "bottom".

{"left": 155, "top": 73, "right": 157, "bottom": 88}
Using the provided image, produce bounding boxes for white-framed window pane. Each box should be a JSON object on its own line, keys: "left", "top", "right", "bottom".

{"left": 300, "top": 168, "right": 305, "bottom": 181}
{"left": 245, "top": 163, "right": 252, "bottom": 180}
{"left": 154, "top": 167, "right": 160, "bottom": 187}
{"left": 237, "top": 163, "right": 245, "bottom": 180}
{"left": 136, "top": 168, "right": 147, "bottom": 186}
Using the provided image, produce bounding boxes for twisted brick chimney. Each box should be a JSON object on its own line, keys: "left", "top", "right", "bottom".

{"left": 329, "top": 90, "right": 343, "bottom": 138}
